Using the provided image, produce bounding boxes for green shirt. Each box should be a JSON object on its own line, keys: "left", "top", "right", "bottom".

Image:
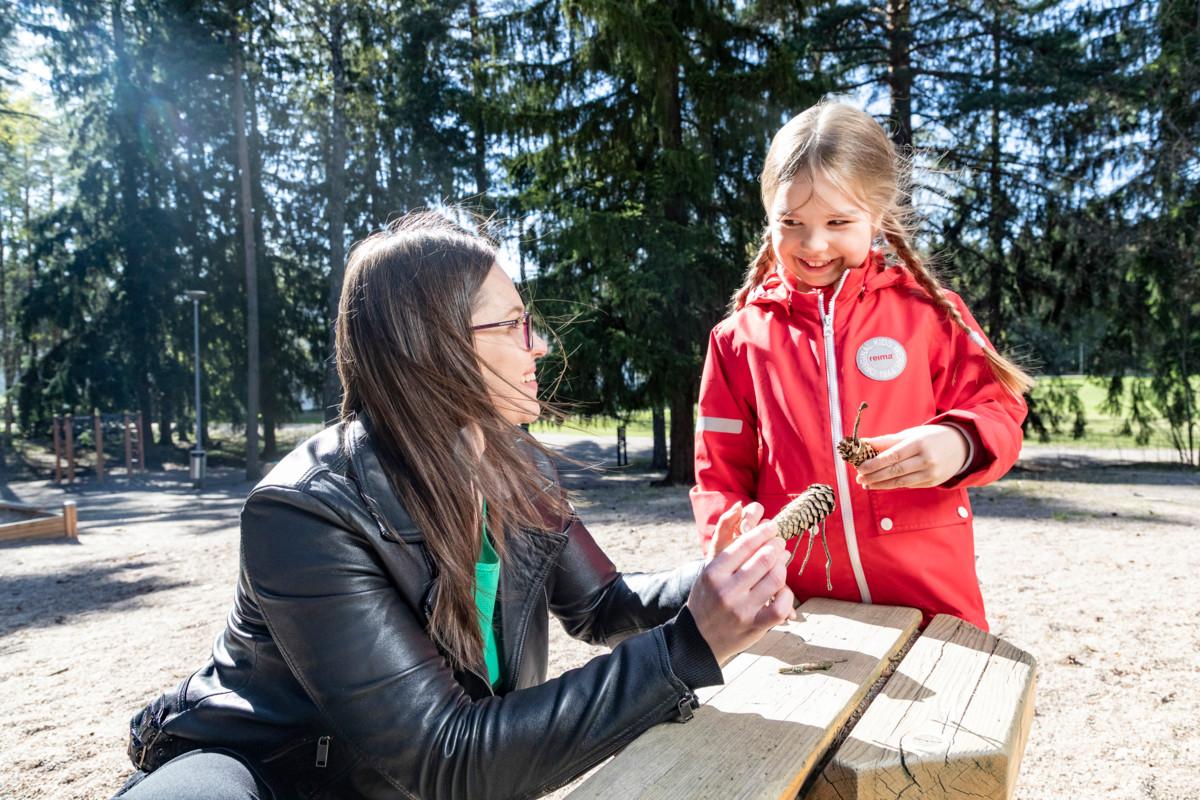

{"left": 475, "top": 504, "right": 502, "bottom": 688}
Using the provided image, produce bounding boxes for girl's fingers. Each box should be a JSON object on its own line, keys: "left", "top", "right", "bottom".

{"left": 858, "top": 453, "right": 925, "bottom": 488}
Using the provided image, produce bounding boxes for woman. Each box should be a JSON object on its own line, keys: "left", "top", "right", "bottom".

{"left": 116, "top": 211, "right": 793, "bottom": 800}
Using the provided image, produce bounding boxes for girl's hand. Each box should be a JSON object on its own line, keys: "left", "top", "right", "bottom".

{"left": 855, "top": 425, "right": 970, "bottom": 490}
{"left": 707, "top": 501, "right": 765, "bottom": 561}
{"left": 689, "top": 521, "right": 794, "bottom": 665}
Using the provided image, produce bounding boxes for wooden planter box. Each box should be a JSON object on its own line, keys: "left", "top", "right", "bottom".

{"left": 0, "top": 500, "right": 79, "bottom": 543}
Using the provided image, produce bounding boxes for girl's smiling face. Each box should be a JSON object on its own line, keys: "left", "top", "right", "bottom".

{"left": 769, "top": 173, "right": 877, "bottom": 289}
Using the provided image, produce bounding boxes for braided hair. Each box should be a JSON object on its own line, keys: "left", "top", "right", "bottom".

{"left": 735, "top": 101, "right": 1033, "bottom": 397}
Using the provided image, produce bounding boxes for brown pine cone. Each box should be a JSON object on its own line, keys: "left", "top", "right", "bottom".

{"left": 775, "top": 484, "right": 835, "bottom": 541}
{"left": 837, "top": 402, "right": 877, "bottom": 467}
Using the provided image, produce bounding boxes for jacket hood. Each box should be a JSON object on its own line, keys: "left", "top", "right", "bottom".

{"left": 746, "top": 251, "right": 916, "bottom": 314}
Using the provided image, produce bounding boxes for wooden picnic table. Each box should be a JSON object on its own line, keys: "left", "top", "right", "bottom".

{"left": 566, "top": 598, "right": 1036, "bottom": 800}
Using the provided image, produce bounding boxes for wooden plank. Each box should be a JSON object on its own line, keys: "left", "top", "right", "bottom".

{"left": 63, "top": 501, "right": 78, "bottom": 539}
{"left": 805, "top": 614, "right": 1037, "bottom": 800}
{"left": 566, "top": 599, "right": 921, "bottom": 800}
{"left": 0, "top": 501, "right": 55, "bottom": 515}
{"left": 0, "top": 515, "right": 67, "bottom": 542}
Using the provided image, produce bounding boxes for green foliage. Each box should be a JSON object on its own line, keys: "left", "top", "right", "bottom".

{"left": 1, "top": 0, "right": 1195, "bottom": 471}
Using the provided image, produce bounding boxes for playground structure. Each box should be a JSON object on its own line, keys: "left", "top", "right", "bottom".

{"left": 0, "top": 499, "right": 78, "bottom": 543}
{"left": 52, "top": 411, "right": 146, "bottom": 484}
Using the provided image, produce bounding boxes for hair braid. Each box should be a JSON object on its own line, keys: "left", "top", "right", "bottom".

{"left": 731, "top": 229, "right": 776, "bottom": 312}
{"left": 884, "top": 227, "right": 1034, "bottom": 397}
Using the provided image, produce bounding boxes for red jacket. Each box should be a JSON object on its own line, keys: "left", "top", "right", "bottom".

{"left": 690, "top": 257, "right": 1026, "bottom": 629}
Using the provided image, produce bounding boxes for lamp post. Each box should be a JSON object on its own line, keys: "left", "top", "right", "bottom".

{"left": 184, "top": 290, "right": 207, "bottom": 487}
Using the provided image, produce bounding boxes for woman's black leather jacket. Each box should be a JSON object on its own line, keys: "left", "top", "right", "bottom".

{"left": 126, "top": 418, "right": 714, "bottom": 799}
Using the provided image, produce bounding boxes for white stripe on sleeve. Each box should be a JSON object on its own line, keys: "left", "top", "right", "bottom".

{"left": 697, "top": 416, "right": 744, "bottom": 435}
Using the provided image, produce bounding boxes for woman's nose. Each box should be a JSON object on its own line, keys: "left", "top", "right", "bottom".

{"left": 530, "top": 330, "right": 549, "bottom": 358}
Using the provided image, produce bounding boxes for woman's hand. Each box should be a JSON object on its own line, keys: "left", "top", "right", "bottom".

{"left": 689, "top": 521, "right": 794, "bottom": 665}
{"left": 855, "top": 424, "right": 970, "bottom": 490}
{"left": 706, "top": 501, "right": 765, "bottom": 561}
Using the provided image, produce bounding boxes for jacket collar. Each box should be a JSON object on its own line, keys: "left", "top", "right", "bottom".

{"left": 747, "top": 250, "right": 909, "bottom": 313}
{"left": 345, "top": 414, "right": 424, "bottom": 543}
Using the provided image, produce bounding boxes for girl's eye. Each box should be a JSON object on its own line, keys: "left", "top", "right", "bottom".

{"left": 828, "top": 220, "right": 849, "bottom": 226}
{"left": 779, "top": 219, "right": 801, "bottom": 227}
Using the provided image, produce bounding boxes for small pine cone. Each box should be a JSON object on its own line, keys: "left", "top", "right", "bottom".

{"left": 837, "top": 438, "right": 877, "bottom": 467}
{"left": 775, "top": 484, "right": 836, "bottom": 541}
{"left": 838, "top": 401, "right": 876, "bottom": 467}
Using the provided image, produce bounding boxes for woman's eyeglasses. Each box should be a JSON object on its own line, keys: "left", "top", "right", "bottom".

{"left": 470, "top": 311, "right": 534, "bottom": 350}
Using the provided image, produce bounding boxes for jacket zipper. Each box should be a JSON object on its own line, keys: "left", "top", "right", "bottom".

{"left": 817, "top": 272, "right": 872, "bottom": 604}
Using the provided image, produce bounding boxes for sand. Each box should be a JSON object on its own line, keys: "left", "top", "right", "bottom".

{"left": 1, "top": 438, "right": 1197, "bottom": 799}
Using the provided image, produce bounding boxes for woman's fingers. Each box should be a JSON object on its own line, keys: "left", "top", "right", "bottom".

{"left": 708, "top": 501, "right": 744, "bottom": 560}
{"left": 740, "top": 501, "right": 765, "bottom": 533}
{"left": 756, "top": 585, "right": 796, "bottom": 628}
{"left": 690, "top": 523, "right": 791, "bottom": 663}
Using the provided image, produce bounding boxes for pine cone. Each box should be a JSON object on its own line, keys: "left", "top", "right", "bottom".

{"left": 775, "top": 484, "right": 835, "bottom": 541}
{"left": 837, "top": 438, "right": 876, "bottom": 467}
{"left": 838, "top": 401, "right": 877, "bottom": 467}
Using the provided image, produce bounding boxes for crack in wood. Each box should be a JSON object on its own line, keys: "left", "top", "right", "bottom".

{"left": 795, "top": 624, "right": 924, "bottom": 799}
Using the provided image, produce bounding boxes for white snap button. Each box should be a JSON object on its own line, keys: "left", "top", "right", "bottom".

{"left": 880, "top": 517, "right": 894, "bottom": 531}
{"left": 957, "top": 506, "right": 969, "bottom": 518}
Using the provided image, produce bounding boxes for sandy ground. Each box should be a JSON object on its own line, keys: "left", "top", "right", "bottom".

{"left": 1, "top": 436, "right": 1197, "bottom": 799}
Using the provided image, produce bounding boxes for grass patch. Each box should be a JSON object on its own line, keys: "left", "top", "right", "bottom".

{"left": 534, "top": 375, "right": 1194, "bottom": 453}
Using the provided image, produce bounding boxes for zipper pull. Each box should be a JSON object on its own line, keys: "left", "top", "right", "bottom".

{"left": 315, "top": 735, "right": 331, "bottom": 768}
{"left": 675, "top": 692, "right": 699, "bottom": 722}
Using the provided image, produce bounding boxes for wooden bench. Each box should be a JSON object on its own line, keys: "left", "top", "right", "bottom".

{"left": 566, "top": 598, "right": 1036, "bottom": 800}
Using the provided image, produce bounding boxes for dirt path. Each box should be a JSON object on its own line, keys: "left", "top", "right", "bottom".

{"left": 1, "top": 451, "right": 1197, "bottom": 799}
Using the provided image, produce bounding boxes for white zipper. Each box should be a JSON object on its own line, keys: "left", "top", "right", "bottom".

{"left": 817, "top": 272, "right": 872, "bottom": 603}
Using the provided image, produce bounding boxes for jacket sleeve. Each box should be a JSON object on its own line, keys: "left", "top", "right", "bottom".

{"left": 690, "top": 325, "right": 759, "bottom": 552}
{"left": 548, "top": 516, "right": 702, "bottom": 646}
{"left": 925, "top": 292, "right": 1027, "bottom": 488}
{"left": 241, "top": 486, "right": 700, "bottom": 800}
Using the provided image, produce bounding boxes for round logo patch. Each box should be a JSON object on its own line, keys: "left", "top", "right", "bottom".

{"left": 856, "top": 337, "right": 907, "bottom": 381}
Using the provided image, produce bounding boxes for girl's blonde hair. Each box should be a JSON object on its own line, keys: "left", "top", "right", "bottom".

{"left": 732, "top": 101, "right": 1033, "bottom": 397}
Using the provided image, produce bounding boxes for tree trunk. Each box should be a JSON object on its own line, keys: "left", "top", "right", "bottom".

{"left": 0, "top": 210, "right": 8, "bottom": 448}
{"left": 323, "top": 6, "right": 349, "bottom": 424}
{"left": 111, "top": 0, "right": 153, "bottom": 434}
{"left": 885, "top": 0, "right": 913, "bottom": 153}
{"left": 654, "top": 41, "right": 695, "bottom": 486}
{"left": 651, "top": 405, "right": 667, "bottom": 470}
{"left": 469, "top": 0, "right": 489, "bottom": 204}
{"left": 233, "top": 32, "right": 260, "bottom": 480}
{"left": 986, "top": 7, "right": 1004, "bottom": 338}
{"left": 158, "top": 393, "right": 172, "bottom": 447}
{"left": 248, "top": 71, "right": 278, "bottom": 460}
{"left": 665, "top": 380, "right": 696, "bottom": 486}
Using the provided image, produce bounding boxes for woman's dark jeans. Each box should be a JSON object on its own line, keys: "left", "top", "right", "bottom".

{"left": 113, "top": 748, "right": 276, "bottom": 800}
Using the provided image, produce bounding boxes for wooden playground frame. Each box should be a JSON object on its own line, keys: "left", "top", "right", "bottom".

{"left": 0, "top": 499, "right": 78, "bottom": 543}
{"left": 52, "top": 410, "right": 146, "bottom": 484}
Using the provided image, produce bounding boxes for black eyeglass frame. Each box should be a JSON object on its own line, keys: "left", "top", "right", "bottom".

{"left": 470, "top": 310, "right": 534, "bottom": 350}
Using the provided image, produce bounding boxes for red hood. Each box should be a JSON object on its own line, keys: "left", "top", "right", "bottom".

{"left": 747, "top": 251, "right": 915, "bottom": 313}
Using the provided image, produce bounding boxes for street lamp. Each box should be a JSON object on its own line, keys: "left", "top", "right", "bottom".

{"left": 184, "top": 290, "right": 208, "bottom": 487}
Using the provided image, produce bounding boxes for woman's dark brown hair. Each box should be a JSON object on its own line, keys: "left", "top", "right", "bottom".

{"left": 336, "top": 209, "right": 569, "bottom": 673}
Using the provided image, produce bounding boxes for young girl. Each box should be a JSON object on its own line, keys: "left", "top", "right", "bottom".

{"left": 116, "top": 211, "right": 792, "bottom": 800}
{"left": 691, "top": 102, "right": 1032, "bottom": 630}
